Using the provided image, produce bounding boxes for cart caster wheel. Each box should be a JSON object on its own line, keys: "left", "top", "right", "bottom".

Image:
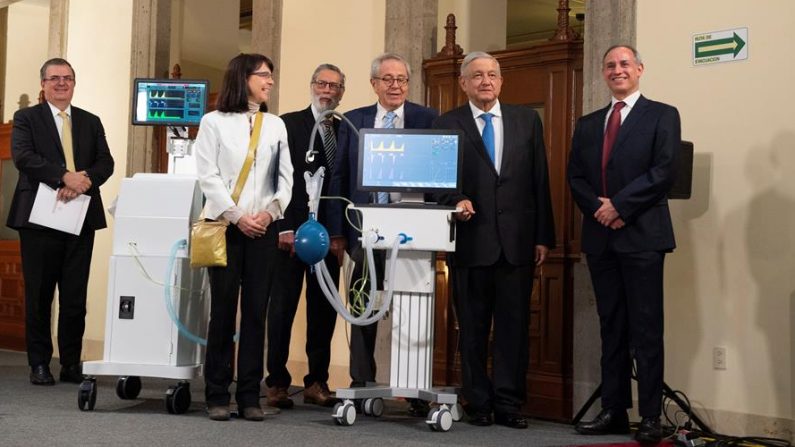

{"left": 165, "top": 382, "right": 191, "bottom": 414}
{"left": 78, "top": 378, "right": 97, "bottom": 411}
{"left": 362, "top": 398, "right": 384, "bottom": 417}
{"left": 426, "top": 406, "right": 453, "bottom": 432}
{"left": 116, "top": 376, "right": 142, "bottom": 400}
{"left": 332, "top": 400, "right": 356, "bottom": 426}
{"left": 449, "top": 402, "right": 464, "bottom": 422}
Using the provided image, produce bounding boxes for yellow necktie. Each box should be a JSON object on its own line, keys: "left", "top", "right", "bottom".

{"left": 58, "top": 111, "right": 75, "bottom": 172}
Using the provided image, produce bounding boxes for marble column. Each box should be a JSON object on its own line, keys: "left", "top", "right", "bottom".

{"left": 251, "top": 0, "right": 282, "bottom": 114}
{"left": 384, "top": 0, "right": 438, "bottom": 105}
{"left": 582, "top": 0, "right": 636, "bottom": 114}
{"left": 0, "top": 8, "right": 6, "bottom": 118}
{"left": 126, "top": 0, "right": 171, "bottom": 175}
{"left": 48, "top": 0, "right": 68, "bottom": 58}
{"left": 573, "top": 0, "right": 637, "bottom": 419}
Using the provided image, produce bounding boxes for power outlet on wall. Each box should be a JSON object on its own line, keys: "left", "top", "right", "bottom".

{"left": 713, "top": 347, "right": 727, "bottom": 370}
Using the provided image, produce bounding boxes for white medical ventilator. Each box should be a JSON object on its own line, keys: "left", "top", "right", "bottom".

{"left": 78, "top": 79, "right": 212, "bottom": 413}
{"left": 79, "top": 174, "right": 208, "bottom": 414}
{"left": 300, "top": 111, "right": 463, "bottom": 432}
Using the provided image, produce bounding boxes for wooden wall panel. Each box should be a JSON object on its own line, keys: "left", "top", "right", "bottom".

{"left": 0, "top": 123, "right": 25, "bottom": 351}
{"left": 0, "top": 240, "right": 24, "bottom": 351}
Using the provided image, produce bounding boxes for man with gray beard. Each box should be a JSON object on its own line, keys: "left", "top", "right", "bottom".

{"left": 265, "top": 64, "right": 346, "bottom": 409}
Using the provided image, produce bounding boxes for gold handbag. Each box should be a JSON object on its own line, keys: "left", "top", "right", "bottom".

{"left": 190, "top": 112, "right": 264, "bottom": 268}
{"left": 189, "top": 219, "right": 230, "bottom": 268}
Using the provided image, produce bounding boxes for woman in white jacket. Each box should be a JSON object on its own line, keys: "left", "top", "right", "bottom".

{"left": 194, "top": 53, "right": 293, "bottom": 422}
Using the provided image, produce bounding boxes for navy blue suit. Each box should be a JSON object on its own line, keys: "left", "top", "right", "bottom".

{"left": 326, "top": 100, "right": 437, "bottom": 384}
{"left": 567, "top": 95, "right": 681, "bottom": 417}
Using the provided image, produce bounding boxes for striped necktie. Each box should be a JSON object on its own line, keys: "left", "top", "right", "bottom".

{"left": 383, "top": 111, "right": 397, "bottom": 129}
{"left": 321, "top": 119, "right": 336, "bottom": 171}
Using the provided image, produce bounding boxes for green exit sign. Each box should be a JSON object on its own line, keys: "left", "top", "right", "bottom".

{"left": 693, "top": 28, "right": 748, "bottom": 66}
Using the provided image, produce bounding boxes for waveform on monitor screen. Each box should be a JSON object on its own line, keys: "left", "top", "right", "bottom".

{"left": 369, "top": 140, "right": 405, "bottom": 153}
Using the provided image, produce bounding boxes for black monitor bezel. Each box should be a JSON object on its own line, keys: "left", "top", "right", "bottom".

{"left": 356, "top": 128, "right": 464, "bottom": 195}
{"left": 131, "top": 78, "right": 209, "bottom": 127}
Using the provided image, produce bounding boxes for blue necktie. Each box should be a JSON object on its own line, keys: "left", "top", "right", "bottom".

{"left": 480, "top": 112, "right": 495, "bottom": 166}
{"left": 376, "top": 112, "right": 397, "bottom": 204}
{"left": 383, "top": 111, "right": 397, "bottom": 129}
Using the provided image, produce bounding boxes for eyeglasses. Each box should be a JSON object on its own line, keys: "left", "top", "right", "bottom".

{"left": 466, "top": 72, "right": 501, "bottom": 83}
{"left": 373, "top": 76, "right": 409, "bottom": 87}
{"left": 312, "top": 80, "right": 345, "bottom": 91}
{"left": 251, "top": 71, "right": 273, "bottom": 80}
{"left": 44, "top": 76, "right": 75, "bottom": 83}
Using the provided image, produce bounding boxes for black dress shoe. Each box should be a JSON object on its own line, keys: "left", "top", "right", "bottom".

{"left": 575, "top": 408, "right": 630, "bottom": 435}
{"left": 635, "top": 416, "right": 664, "bottom": 443}
{"left": 30, "top": 365, "right": 55, "bottom": 385}
{"left": 495, "top": 413, "right": 529, "bottom": 429}
{"left": 59, "top": 364, "right": 84, "bottom": 383}
{"left": 467, "top": 413, "right": 493, "bottom": 426}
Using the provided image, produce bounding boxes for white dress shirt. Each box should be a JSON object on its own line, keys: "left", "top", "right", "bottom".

{"left": 374, "top": 102, "right": 405, "bottom": 129}
{"left": 605, "top": 90, "right": 641, "bottom": 128}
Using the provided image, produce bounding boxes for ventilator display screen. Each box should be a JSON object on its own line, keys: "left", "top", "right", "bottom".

{"left": 357, "top": 128, "right": 463, "bottom": 194}
{"left": 132, "top": 78, "right": 209, "bottom": 127}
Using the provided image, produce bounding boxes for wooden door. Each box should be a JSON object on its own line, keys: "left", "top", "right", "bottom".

{"left": 0, "top": 122, "right": 25, "bottom": 351}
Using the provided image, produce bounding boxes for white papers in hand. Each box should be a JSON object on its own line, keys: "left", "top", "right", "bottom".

{"left": 28, "top": 183, "right": 91, "bottom": 235}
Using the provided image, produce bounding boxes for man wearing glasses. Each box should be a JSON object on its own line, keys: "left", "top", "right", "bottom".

{"left": 266, "top": 64, "right": 346, "bottom": 410}
{"left": 7, "top": 58, "right": 114, "bottom": 386}
{"left": 326, "top": 52, "right": 437, "bottom": 416}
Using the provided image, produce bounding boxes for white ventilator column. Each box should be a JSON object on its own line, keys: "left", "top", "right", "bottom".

{"left": 332, "top": 205, "right": 461, "bottom": 431}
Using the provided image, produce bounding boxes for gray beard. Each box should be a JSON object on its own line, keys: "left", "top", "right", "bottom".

{"left": 311, "top": 96, "right": 338, "bottom": 113}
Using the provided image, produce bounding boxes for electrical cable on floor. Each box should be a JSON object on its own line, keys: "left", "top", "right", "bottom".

{"left": 661, "top": 386, "right": 792, "bottom": 447}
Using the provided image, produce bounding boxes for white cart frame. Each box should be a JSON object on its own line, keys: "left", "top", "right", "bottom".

{"left": 331, "top": 204, "right": 462, "bottom": 432}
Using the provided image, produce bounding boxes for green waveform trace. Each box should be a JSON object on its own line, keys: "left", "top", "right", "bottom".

{"left": 147, "top": 110, "right": 182, "bottom": 119}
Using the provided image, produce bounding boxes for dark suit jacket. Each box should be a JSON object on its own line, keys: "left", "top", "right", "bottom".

{"left": 7, "top": 103, "right": 114, "bottom": 231}
{"left": 326, "top": 101, "right": 438, "bottom": 245}
{"left": 278, "top": 106, "right": 339, "bottom": 232}
{"left": 434, "top": 103, "right": 555, "bottom": 267}
{"left": 567, "top": 95, "right": 680, "bottom": 254}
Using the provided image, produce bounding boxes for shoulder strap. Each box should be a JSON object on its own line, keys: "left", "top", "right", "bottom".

{"left": 231, "top": 112, "right": 263, "bottom": 204}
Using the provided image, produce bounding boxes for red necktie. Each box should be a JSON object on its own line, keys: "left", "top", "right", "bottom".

{"left": 601, "top": 101, "right": 626, "bottom": 195}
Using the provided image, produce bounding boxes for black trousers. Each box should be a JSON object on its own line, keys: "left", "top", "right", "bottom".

{"left": 586, "top": 250, "right": 665, "bottom": 418}
{"left": 452, "top": 257, "right": 533, "bottom": 416}
{"left": 19, "top": 227, "right": 95, "bottom": 368}
{"left": 266, "top": 248, "right": 339, "bottom": 388}
{"left": 204, "top": 226, "right": 277, "bottom": 409}
{"left": 347, "top": 245, "right": 385, "bottom": 385}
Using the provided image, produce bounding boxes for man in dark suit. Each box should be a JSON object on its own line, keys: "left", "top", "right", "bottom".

{"left": 7, "top": 58, "right": 114, "bottom": 385}
{"left": 326, "top": 53, "right": 437, "bottom": 415}
{"left": 266, "top": 63, "right": 346, "bottom": 410}
{"left": 567, "top": 45, "right": 680, "bottom": 443}
{"left": 433, "top": 51, "right": 555, "bottom": 429}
